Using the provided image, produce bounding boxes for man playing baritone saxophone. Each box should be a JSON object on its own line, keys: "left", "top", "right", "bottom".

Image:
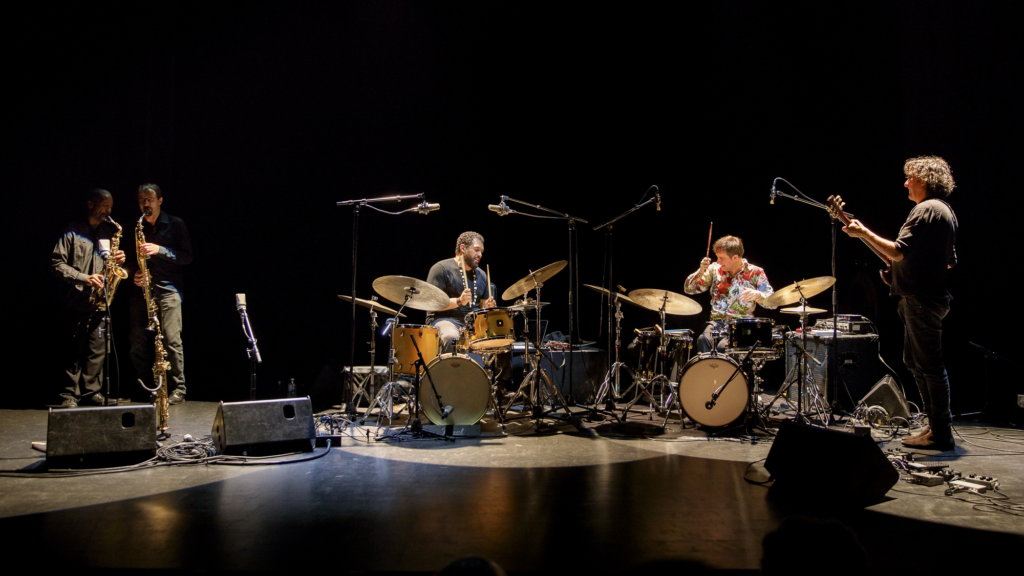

{"left": 129, "top": 183, "right": 193, "bottom": 405}
{"left": 49, "top": 188, "right": 127, "bottom": 408}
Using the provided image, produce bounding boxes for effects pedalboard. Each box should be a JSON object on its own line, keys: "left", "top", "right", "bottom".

{"left": 886, "top": 450, "right": 1000, "bottom": 493}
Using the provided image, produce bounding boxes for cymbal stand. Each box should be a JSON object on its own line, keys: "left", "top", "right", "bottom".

{"left": 361, "top": 306, "right": 412, "bottom": 427}
{"left": 380, "top": 333, "right": 451, "bottom": 441}
{"left": 503, "top": 281, "right": 576, "bottom": 425}
{"left": 762, "top": 303, "right": 830, "bottom": 424}
{"left": 350, "top": 299, "right": 383, "bottom": 410}
{"left": 588, "top": 293, "right": 629, "bottom": 421}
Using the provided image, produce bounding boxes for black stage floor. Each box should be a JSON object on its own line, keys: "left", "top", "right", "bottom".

{"left": 2, "top": 378, "right": 1022, "bottom": 575}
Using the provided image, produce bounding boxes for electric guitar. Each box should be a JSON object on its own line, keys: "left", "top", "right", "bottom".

{"left": 827, "top": 195, "right": 893, "bottom": 286}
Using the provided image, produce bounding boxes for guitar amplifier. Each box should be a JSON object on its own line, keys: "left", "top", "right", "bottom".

{"left": 813, "top": 315, "right": 874, "bottom": 334}
{"left": 783, "top": 332, "right": 885, "bottom": 414}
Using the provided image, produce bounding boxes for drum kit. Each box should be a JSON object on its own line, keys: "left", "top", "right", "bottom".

{"left": 340, "top": 260, "right": 574, "bottom": 434}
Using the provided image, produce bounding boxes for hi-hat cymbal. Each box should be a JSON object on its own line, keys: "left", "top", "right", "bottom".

{"left": 337, "top": 294, "right": 406, "bottom": 318}
{"left": 584, "top": 283, "right": 637, "bottom": 305}
{"left": 763, "top": 276, "right": 836, "bottom": 309}
{"left": 508, "top": 298, "right": 550, "bottom": 312}
{"left": 501, "top": 260, "right": 567, "bottom": 301}
{"left": 779, "top": 305, "right": 827, "bottom": 316}
{"left": 372, "top": 275, "right": 450, "bottom": 312}
{"left": 627, "top": 288, "right": 702, "bottom": 316}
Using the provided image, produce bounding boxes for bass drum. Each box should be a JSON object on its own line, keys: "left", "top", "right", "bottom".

{"left": 419, "top": 354, "right": 491, "bottom": 425}
{"left": 678, "top": 353, "right": 749, "bottom": 428}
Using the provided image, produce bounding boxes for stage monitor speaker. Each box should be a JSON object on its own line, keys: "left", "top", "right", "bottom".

{"left": 784, "top": 332, "right": 885, "bottom": 414}
{"left": 46, "top": 404, "right": 157, "bottom": 467}
{"left": 212, "top": 396, "right": 316, "bottom": 456}
{"left": 857, "top": 375, "right": 911, "bottom": 420}
{"left": 764, "top": 419, "right": 898, "bottom": 509}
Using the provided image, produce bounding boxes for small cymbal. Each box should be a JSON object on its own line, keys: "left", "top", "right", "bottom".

{"left": 501, "top": 260, "right": 567, "bottom": 301}
{"left": 372, "top": 275, "right": 450, "bottom": 312}
{"left": 584, "top": 283, "right": 637, "bottom": 305}
{"left": 779, "top": 305, "right": 827, "bottom": 315}
{"left": 337, "top": 294, "right": 407, "bottom": 318}
{"left": 508, "top": 299, "right": 550, "bottom": 312}
{"left": 763, "top": 276, "right": 836, "bottom": 309}
{"left": 627, "top": 288, "right": 702, "bottom": 316}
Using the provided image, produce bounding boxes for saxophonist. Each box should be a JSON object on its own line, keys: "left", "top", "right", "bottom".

{"left": 49, "top": 188, "right": 126, "bottom": 408}
{"left": 129, "top": 183, "right": 193, "bottom": 405}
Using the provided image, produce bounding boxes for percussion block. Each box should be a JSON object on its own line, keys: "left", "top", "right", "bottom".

{"left": 212, "top": 397, "right": 315, "bottom": 456}
{"left": 857, "top": 375, "right": 911, "bottom": 420}
{"left": 784, "top": 333, "right": 885, "bottom": 414}
{"left": 764, "top": 419, "right": 898, "bottom": 509}
{"left": 46, "top": 405, "right": 157, "bottom": 467}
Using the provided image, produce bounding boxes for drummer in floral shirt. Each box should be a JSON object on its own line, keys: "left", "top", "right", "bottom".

{"left": 683, "top": 235, "right": 775, "bottom": 353}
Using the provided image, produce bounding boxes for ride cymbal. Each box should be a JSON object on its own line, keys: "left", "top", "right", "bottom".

{"left": 583, "top": 283, "right": 637, "bottom": 306}
{"left": 627, "top": 288, "right": 702, "bottom": 316}
{"left": 372, "top": 275, "right": 450, "bottom": 312}
{"left": 763, "top": 276, "right": 836, "bottom": 309}
{"left": 501, "top": 260, "right": 567, "bottom": 301}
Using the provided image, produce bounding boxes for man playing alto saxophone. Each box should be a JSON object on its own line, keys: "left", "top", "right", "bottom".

{"left": 49, "top": 188, "right": 127, "bottom": 408}
{"left": 129, "top": 183, "right": 193, "bottom": 405}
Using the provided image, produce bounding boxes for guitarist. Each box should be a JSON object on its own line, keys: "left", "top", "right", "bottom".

{"left": 839, "top": 156, "right": 959, "bottom": 451}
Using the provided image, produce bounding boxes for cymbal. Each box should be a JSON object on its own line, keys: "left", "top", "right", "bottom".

{"left": 763, "top": 276, "right": 836, "bottom": 309}
{"left": 371, "top": 275, "right": 450, "bottom": 312}
{"left": 583, "top": 283, "right": 637, "bottom": 305}
{"left": 779, "top": 305, "right": 827, "bottom": 315}
{"left": 627, "top": 288, "right": 702, "bottom": 316}
{"left": 501, "top": 260, "right": 567, "bottom": 301}
{"left": 337, "top": 294, "right": 406, "bottom": 318}
{"left": 508, "top": 298, "right": 550, "bottom": 312}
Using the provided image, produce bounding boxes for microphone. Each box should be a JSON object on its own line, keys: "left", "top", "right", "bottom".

{"left": 653, "top": 186, "right": 661, "bottom": 211}
{"left": 440, "top": 404, "right": 454, "bottom": 420}
{"left": 235, "top": 293, "right": 247, "bottom": 312}
{"left": 488, "top": 198, "right": 510, "bottom": 216}
{"left": 98, "top": 238, "right": 111, "bottom": 260}
{"left": 770, "top": 181, "right": 777, "bottom": 205}
{"left": 381, "top": 317, "right": 396, "bottom": 337}
{"left": 416, "top": 201, "right": 440, "bottom": 214}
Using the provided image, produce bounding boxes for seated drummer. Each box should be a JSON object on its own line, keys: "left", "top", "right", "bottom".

{"left": 683, "top": 235, "right": 775, "bottom": 353}
{"left": 426, "top": 231, "right": 514, "bottom": 392}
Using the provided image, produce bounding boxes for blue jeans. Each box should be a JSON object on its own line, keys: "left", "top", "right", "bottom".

{"left": 898, "top": 294, "right": 952, "bottom": 438}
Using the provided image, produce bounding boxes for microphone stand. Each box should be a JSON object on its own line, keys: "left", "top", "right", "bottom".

{"left": 237, "top": 303, "right": 262, "bottom": 401}
{"left": 336, "top": 192, "right": 424, "bottom": 418}
{"left": 381, "top": 332, "right": 450, "bottom": 441}
{"left": 591, "top": 192, "right": 659, "bottom": 415}
{"left": 502, "top": 196, "right": 588, "bottom": 404}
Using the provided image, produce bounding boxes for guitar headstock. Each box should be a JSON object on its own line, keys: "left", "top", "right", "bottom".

{"left": 826, "top": 195, "right": 848, "bottom": 223}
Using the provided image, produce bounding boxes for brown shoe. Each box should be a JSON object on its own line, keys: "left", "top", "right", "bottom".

{"left": 907, "top": 425, "right": 931, "bottom": 439}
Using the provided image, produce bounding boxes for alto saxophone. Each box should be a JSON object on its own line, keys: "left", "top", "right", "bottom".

{"left": 90, "top": 216, "right": 128, "bottom": 309}
{"left": 136, "top": 211, "right": 170, "bottom": 433}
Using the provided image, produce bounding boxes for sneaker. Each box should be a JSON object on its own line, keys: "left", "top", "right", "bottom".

{"left": 85, "top": 392, "right": 108, "bottom": 406}
{"left": 56, "top": 396, "right": 78, "bottom": 408}
{"left": 169, "top": 388, "right": 186, "bottom": 405}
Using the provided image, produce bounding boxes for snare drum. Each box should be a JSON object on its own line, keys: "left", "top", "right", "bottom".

{"left": 392, "top": 324, "right": 440, "bottom": 375}
{"left": 727, "top": 317, "right": 775, "bottom": 354}
{"left": 678, "top": 353, "right": 749, "bottom": 428}
{"left": 419, "top": 354, "right": 491, "bottom": 425}
{"left": 462, "top": 308, "right": 517, "bottom": 350}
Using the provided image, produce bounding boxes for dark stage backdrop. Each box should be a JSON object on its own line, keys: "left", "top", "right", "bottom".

{"left": 11, "top": 3, "right": 1018, "bottom": 423}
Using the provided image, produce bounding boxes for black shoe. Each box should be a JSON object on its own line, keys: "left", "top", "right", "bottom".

{"left": 86, "top": 392, "right": 108, "bottom": 406}
{"left": 169, "top": 388, "right": 186, "bottom": 405}
{"left": 55, "top": 396, "right": 78, "bottom": 408}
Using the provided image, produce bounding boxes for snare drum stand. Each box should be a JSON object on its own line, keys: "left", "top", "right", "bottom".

{"left": 619, "top": 307, "right": 670, "bottom": 422}
{"left": 361, "top": 312, "right": 412, "bottom": 427}
{"left": 763, "top": 302, "right": 829, "bottom": 425}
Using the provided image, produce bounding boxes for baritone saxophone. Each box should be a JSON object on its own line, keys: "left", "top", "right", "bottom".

{"left": 136, "top": 211, "right": 170, "bottom": 433}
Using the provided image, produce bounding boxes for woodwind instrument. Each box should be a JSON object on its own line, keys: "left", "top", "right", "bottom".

{"left": 136, "top": 212, "right": 170, "bottom": 433}
{"left": 89, "top": 216, "right": 128, "bottom": 309}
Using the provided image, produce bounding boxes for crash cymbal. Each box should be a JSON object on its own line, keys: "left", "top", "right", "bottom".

{"left": 627, "top": 289, "right": 702, "bottom": 316}
{"left": 779, "top": 305, "right": 827, "bottom": 315}
{"left": 372, "top": 275, "right": 450, "bottom": 312}
{"left": 583, "top": 283, "right": 637, "bottom": 305}
{"left": 337, "top": 294, "right": 406, "bottom": 318}
{"left": 763, "top": 276, "right": 836, "bottom": 309}
{"left": 501, "top": 260, "right": 567, "bottom": 301}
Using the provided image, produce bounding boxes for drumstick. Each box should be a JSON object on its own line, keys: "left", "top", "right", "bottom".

{"left": 706, "top": 221, "right": 713, "bottom": 258}
{"left": 487, "top": 264, "right": 492, "bottom": 301}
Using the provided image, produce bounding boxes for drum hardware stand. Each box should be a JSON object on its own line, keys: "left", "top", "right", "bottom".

{"left": 763, "top": 304, "right": 830, "bottom": 424}
{"left": 588, "top": 293, "right": 631, "bottom": 422}
{"left": 618, "top": 305, "right": 672, "bottom": 422}
{"left": 380, "top": 333, "right": 452, "bottom": 441}
{"left": 361, "top": 309, "right": 413, "bottom": 427}
{"left": 350, "top": 300, "right": 383, "bottom": 410}
{"left": 480, "top": 349, "right": 509, "bottom": 429}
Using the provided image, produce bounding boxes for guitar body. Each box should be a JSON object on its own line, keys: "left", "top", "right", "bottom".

{"left": 827, "top": 195, "right": 893, "bottom": 287}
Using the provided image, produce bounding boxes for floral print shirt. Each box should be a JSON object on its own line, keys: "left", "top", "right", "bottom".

{"left": 683, "top": 259, "right": 774, "bottom": 321}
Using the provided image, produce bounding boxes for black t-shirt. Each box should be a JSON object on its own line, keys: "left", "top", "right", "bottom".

{"left": 425, "top": 257, "right": 495, "bottom": 323}
{"left": 892, "top": 198, "right": 958, "bottom": 298}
